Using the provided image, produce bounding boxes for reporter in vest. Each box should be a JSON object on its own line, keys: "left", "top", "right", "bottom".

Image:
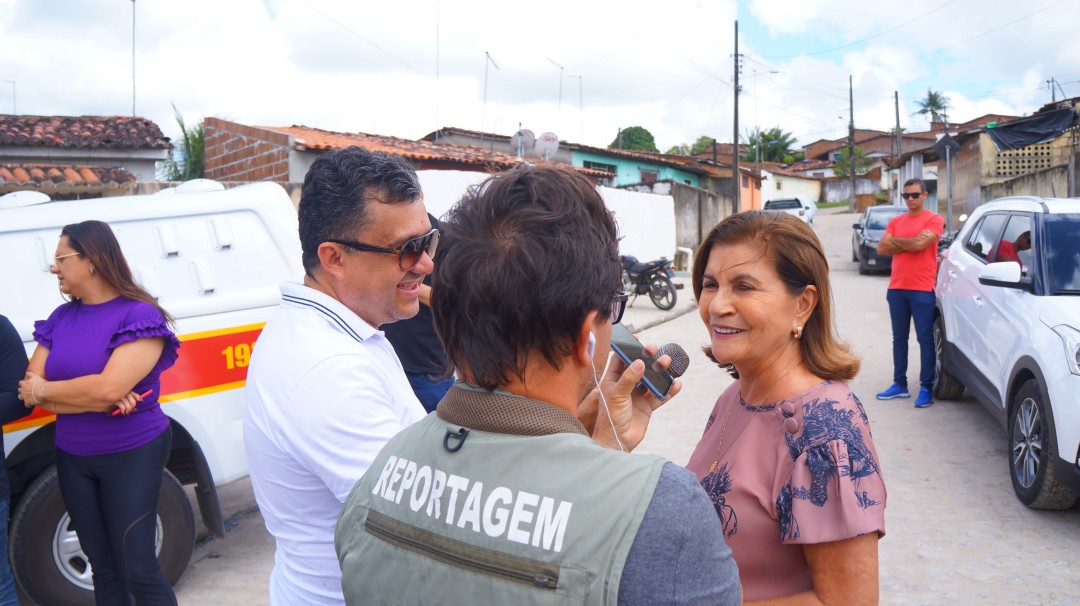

{"left": 336, "top": 165, "right": 741, "bottom": 604}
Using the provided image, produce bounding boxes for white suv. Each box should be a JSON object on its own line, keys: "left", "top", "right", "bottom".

{"left": 763, "top": 197, "right": 817, "bottom": 225}
{"left": 935, "top": 196, "right": 1080, "bottom": 509}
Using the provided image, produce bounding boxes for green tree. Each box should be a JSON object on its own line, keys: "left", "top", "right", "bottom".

{"left": 665, "top": 136, "right": 716, "bottom": 156}
{"left": 610, "top": 126, "right": 658, "bottom": 152}
{"left": 832, "top": 146, "right": 872, "bottom": 178}
{"left": 689, "top": 136, "right": 716, "bottom": 155}
{"left": 742, "top": 126, "right": 797, "bottom": 163}
{"left": 914, "top": 88, "right": 951, "bottom": 124}
{"left": 160, "top": 104, "right": 204, "bottom": 181}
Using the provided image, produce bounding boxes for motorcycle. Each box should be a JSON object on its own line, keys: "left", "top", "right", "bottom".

{"left": 620, "top": 255, "right": 678, "bottom": 311}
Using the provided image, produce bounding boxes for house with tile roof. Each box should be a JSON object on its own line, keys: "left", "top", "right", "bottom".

{"left": 0, "top": 115, "right": 170, "bottom": 197}
{"left": 205, "top": 119, "right": 609, "bottom": 186}
{"left": 420, "top": 126, "right": 708, "bottom": 189}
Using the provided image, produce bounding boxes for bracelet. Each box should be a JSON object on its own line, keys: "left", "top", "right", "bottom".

{"left": 30, "top": 382, "right": 43, "bottom": 406}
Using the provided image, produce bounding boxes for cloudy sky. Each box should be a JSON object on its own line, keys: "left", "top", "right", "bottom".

{"left": 2, "top": 0, "right": 1078, "bottom": 153}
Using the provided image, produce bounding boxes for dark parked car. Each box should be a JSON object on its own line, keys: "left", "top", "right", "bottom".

{"left": 852, "top": 205, "right": 907, "bottom": 274}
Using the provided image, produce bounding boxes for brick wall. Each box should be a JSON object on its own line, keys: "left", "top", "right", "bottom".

{"left": 204, "top": 117, "right": 291, "bottom": 182}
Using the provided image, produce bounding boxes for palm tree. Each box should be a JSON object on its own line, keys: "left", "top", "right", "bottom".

{"left": 914, "top": 89, "right": 951, "bottom": 125}
{"left": 742, "top": 127, "right": 797, "bottom": 163}
{"left": 160, "top": 104, "right": 204, "bottom": 181}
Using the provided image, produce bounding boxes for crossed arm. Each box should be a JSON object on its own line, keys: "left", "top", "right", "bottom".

{"left": 19, "top": 338, "right": 165, "bottom": 414}
{"left": 877, "top": 229, "right": 938, "bottom": 256}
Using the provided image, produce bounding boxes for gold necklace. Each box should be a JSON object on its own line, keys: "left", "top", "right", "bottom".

{"left": 709, "top": 363, "right": 799, "bottom": 473}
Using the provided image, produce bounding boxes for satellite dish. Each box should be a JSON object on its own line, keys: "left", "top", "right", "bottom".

{"left": 535, "top": 132, "right": 560, "bottom": 161}
{"left": 510, "top": 129, "right": 535, "bottom": 157}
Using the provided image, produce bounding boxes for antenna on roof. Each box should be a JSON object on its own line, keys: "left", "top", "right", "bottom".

{"left": 481, "top": 52, "right": 500, "bottom": 143}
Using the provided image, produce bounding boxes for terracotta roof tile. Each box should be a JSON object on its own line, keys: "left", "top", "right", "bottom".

{"left": 0, "top": 115, "right": 170, "bottom": 149}
{"left": 0, "top": 163, "right": 136, "bottom": 189}
{"left": 261, "top": 125, "right": 610, "bottom": 179}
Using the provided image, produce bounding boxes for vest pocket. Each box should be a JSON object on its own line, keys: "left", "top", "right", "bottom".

{"left": 365, "top": 509, "right": 562, "bottom": 590}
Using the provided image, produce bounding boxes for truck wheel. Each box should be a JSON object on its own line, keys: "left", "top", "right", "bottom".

{"left": 10, "top": 465, "right": 195, "bottom": 605}
{"left": 1008, "top": 380, "right": 1076, "bottom": 510}
{"left": 932, "top": 316, "right": 965, "bottom": 400}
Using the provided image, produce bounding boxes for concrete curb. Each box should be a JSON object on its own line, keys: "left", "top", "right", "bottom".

{"left": 625, "top": 303, "right": 698, "bottom": 333}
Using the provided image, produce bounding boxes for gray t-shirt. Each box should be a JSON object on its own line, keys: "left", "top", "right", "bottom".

{"left": 619, "top": 463, "right": 741, "bottom": 605}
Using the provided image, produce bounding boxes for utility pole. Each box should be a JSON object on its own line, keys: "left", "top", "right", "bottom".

{"left": 732, "top": 20, "right": 741, "bottom": 212}
{"left": 848, "top": 75, "right": 856, "bottom": 213}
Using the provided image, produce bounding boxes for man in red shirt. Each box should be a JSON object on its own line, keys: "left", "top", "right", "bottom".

{"left": 875, "top": 178, "right": 944, "bottom": 408}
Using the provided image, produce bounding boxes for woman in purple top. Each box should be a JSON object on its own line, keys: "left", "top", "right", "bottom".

{"left": 17, "top": 220, "right": 180, "bottom": 606}
{"left": 685, "top": 211, "right": 886, "bottom": 604}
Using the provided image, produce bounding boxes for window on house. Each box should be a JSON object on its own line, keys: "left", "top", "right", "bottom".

{"left": 685, "top": 179, "right": 692, "bottom": 185}
{"left": 640, "top": 169, "right": 659, "bottom": 184}
{"left": 777, "top": 181, "right": 783, "bottom": 190}
{"left": 584, "top": 161, "right": 617, "bottom": 174}
{"left": 741, "top": 175, "right": 749, "bottom": 187}
{"left": 755, "top": 180, "right": 761, "bottom": 190}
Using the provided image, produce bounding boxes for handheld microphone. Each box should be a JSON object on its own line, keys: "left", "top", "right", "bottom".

{"left": 657, "top": 343, "right": 690, "bottom": 378}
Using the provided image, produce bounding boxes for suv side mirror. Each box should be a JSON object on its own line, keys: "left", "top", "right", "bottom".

{"left": 978, "top": 261, "right": 1030, "bottom": 291}
{"left": 852, "top": 223, "right": 863, "bottom": 230}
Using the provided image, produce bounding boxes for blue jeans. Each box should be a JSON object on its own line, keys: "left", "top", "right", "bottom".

{"left": 0, "top": 498, "right": 17, "bottom": 606}
{"left": 56, "top": 427, "right": 176, "bottom": 606}
{"left": 406, "top": 373, "right": 454, "bottom": 413}
{"left": 887, "top": 289, "right": 936, "bottom": 390}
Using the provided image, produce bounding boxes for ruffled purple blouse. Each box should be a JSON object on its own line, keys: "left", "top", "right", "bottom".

{"left": 34, "top": 296, "right": 180, "bottom": 456}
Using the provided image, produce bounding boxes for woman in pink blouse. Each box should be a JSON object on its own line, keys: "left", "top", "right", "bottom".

{"left": 686, "top": 211, "right": 886, "bottom": 604}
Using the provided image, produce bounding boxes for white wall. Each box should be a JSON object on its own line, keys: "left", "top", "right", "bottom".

{"left": 598, "top": 185, "right": 677, "bottom": 261}
{"left": 773, "top": 174, "right": 822, "bottom": 203}
{"left": 417, "top": 170, "right": 677, "bottom": 261}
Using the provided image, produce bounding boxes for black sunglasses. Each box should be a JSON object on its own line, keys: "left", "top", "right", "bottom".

{"left": 611, "top": 291, "right": 629, "bottom": 325}
{"left": 328, "top": 228, "right": 440, "bottom": 270}
{"left": 901, "top": 192, "right": 923, "bottom": 200}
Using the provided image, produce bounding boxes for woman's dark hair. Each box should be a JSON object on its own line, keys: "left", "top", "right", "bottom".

{"left": 298, "top": 146, "right": 422, "bottom": 276}
{"left": 432, "top": 165, "right": 621, "bottom": 390}
{"left": 61, "top": 220, "right": 174, "bottom": 325}
{"left": 691, "top": 210, "right": 859, "bottom": 380}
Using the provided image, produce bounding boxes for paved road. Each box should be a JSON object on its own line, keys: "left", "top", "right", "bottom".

{"left": 172, "top": 208, "right": 1080, "bottom": 605}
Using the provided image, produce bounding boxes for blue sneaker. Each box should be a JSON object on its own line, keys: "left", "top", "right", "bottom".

{"left": 914, "top": 387, "right": 934, "bottom": 408}
{"left": 876, "top": 383, "right": 910, "bottom": 400}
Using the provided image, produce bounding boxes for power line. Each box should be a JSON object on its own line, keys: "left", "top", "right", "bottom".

{"left": 917, "top": 0, "right": 1071, "bottom": 60}
{"left": 295, "top": 0, "right": 426, "bottom": 75}
{"left": 763, "top": 0, "right": 956, "bottom": 59}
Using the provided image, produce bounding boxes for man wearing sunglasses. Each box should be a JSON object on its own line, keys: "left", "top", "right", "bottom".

{"left": 244, "top": 146, "right": 433, "bottom": 605}
{"left": 875, "top": 178, "right": 945, "bottom": 408}
{"left": 336, "top": 165, "right": 740, "bottom": 605}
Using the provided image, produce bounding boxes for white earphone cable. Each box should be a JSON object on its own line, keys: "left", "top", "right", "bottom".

{"left": 592, "top": 353, "right": 624, "bottom": 452}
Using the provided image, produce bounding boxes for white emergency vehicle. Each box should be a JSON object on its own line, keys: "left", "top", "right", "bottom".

{"left": 0, "top": 180, "right": 302, "bottom": 604}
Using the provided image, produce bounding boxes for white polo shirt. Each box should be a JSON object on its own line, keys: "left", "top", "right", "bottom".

{"left": 244, "top": 282, "right": 427, "bottom": 605}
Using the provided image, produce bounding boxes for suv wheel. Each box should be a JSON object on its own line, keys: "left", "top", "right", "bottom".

{"left": 10, "top": 465, "right": 196, "bottom": 605}
{"left": 1008, "top": 380, "right": 1077, "bottom": 510}
{"left": 932, "top": 316, "right": 965, "bottom": 400}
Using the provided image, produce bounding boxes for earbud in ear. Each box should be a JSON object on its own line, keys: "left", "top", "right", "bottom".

{"left": 587, "top": 332, "right": 596, "bottom": 357}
